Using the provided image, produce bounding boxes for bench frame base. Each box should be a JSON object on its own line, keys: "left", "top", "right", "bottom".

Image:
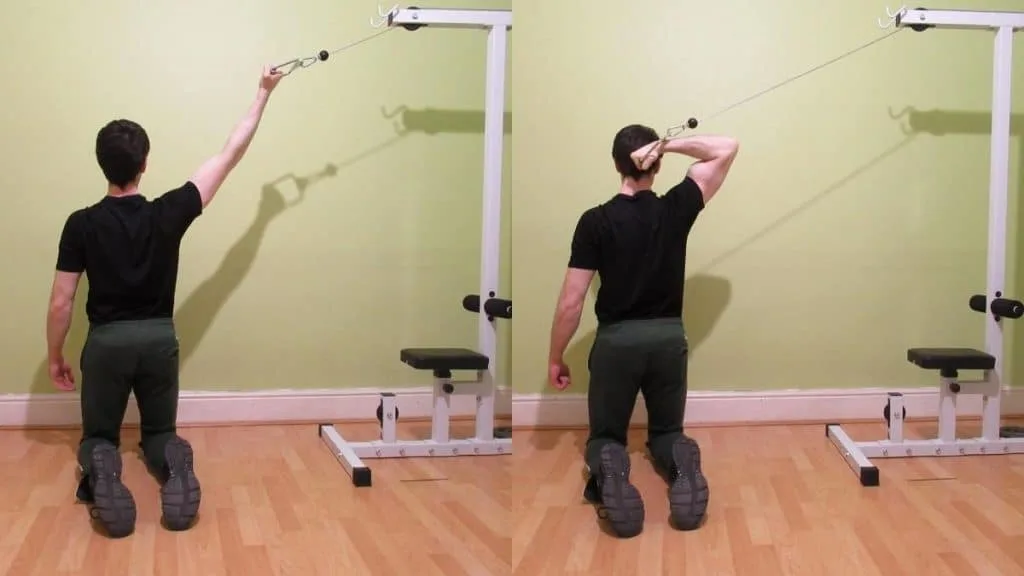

{"left": 827, "top": 359, "right": 1024, "bottom": 487}
{"left": 319, "top": 368, "right": 511, "bottom": 487}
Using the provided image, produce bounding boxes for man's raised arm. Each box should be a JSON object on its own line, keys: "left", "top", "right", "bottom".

{"left": 191, "top": 66, "right": 285, "bottom": 208}
{"left": 633, "top": 135, "right": 740, "bottom": 204}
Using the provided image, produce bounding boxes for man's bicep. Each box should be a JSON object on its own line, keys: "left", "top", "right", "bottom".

{"left": 686, "top": 154, "right": 736, "bottom": 204}
{"left": 189, "top": 152, "right": 235, "bottom": 208}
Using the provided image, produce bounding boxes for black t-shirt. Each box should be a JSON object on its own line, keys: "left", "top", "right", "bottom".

{"left": 55, "top": 182, "right": 204, "bottom": 326}
{"left": 568, "top": 176, "right": 705, "bottom": 325}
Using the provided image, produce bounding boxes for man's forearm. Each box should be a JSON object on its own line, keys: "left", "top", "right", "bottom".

{"left": 548, "top": 303, "right": 583, "bottom": 362}
{"left": 222, "top": 89, "right": 271, "bottom": 165}
{"left": 661, "top": 135, "right": 738, "bottom": 162}
{"left": 46, "top": 302, "right": 72, "bottom": 361}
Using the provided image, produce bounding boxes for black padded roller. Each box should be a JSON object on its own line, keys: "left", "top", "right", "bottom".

{"left": 991, "top": 298, "right": 1024, "bottom": 319}
{"left": 483, "top": 298, "right": 511, "bottom": 319}
{"left": 463, "top": 295, "right": 512, "bottom": 319}
{"left": 969, "top": 294, "right": 986, "bottom": 313}
{"left": 969, "top": 294, "right": 1023, "bottom": 319}
{"left": 463, "top": 294, "right": 481, "bottom": 313}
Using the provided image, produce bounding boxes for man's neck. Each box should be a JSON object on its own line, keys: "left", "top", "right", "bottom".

{"left": 619, "top": 177, "right": 655, "bottom": 196}
{"left": 107, "top": 183, "right": 139, "bottom": 197}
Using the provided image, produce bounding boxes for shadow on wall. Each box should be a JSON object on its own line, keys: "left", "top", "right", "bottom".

{"left": 382, "top": 106, "right": 512, "bottom": 136}
{"left": 892, "top": 107, "right": 1024, "bottom": 388}
{"left": 24, "top": 106, "right": 495, "bottom": 445}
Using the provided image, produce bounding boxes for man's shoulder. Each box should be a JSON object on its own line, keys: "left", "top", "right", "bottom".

{"left": 63, "top": 204, "right": 92, "bottom": 226}
{"left": 582, "top": 199, "right": 613, "bottom": 219}
{"left": 575, "top": 204, "right": 607, "bottom": 230}
{"left": 662, "top": 176, "right": 703, "bottom": 199}
{"left": 156, "top": 181, "right": 200, "bottom": 200}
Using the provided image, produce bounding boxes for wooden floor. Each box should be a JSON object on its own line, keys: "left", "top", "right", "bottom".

{"left": 0, "top": 420, "right": 511, "bottom": 576}
{"left": 2, "top": 420, "right": 1023, "bottom": 575}
{"left": 513, "top": 421, "right": 1024, "bottom": 576}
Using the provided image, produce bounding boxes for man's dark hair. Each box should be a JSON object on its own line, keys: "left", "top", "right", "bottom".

{"left": 612, "top": 124, "right": 661, "bottom": 181}
{"left": 95, "top": 119, "right": 150, "bottom": 188}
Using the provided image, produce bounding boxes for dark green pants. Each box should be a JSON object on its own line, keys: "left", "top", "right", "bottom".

{"left": 78, "top": 318, "right": 181, "bottom": 475}
{"left": 585, "top": 317, "right": 688, "bottom": 474}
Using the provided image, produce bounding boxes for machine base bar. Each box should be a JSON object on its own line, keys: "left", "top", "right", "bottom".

{"left": 319, "top": 423, "right": 511, "bottom": 486}
{"left": 826, "top": 423, "right": 1024, "bottom": 486}
{"left": 319, "top": 423, "right": 372, "bottom": 487}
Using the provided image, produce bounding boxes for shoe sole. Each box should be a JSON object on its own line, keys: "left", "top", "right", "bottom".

{"left": 669, "top": 437, "right": 709, "bottom": 531}
{"left": 89, "top": 445, "right": 137, "bottom": 538}
{"left": 599, "top": 444, "right": 645, "bottom": 538}
{"left": 161, "top": 437, "right": 202, "bottom": 531}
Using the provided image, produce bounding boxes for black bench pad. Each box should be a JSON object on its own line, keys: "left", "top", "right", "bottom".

{"left": 907, "top": 348, "right": 995, "bottom": 371}
{"left": 400, "top": 348, "right": 489, "bottom": 371}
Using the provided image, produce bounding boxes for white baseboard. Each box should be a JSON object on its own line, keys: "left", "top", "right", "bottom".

{"left": 0, "top": 386, "right": 514, "bottom": 428}
{"left": 4, "top": 385, "right": 1021, "bottom": 429}
{"left": 511, "top": 386, "right": 1024, "bottom": 428}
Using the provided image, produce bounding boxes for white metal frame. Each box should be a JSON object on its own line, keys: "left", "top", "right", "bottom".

{"left": 388, "top": 7, "right": 512, "bottom": 29}
{"left": 318, "top": 6, "right": 513, "bottom": 487}
{"left": 828, "top": 7, "right": 1024, "bottom": 486}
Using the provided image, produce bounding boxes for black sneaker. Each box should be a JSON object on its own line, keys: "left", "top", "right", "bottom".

{"left": 160, "top": 437, "right": 201, "bottom": 531}
{"left": 86, "top": 444, "right": 137, "bottom": 538}
{"left": 592, "top": 444, "right": 645, "bottom": 538}
{"left": 668, "top": 436, "right": 709, "bottom": 530}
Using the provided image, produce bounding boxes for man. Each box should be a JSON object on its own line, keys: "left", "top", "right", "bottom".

{"left": 46, "top": 66, "right": 284, "bottom": 538}
{"left": 547, "top": 124, "right": 739, "bottom": 538}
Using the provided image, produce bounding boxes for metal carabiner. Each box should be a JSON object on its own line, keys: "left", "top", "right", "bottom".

{"left": 271, "top": 55, "right": 319, "bottom": 76}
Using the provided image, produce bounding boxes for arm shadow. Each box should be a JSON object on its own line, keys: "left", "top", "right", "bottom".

{"left": 176, "top": 131, "right": 407, "bottom": 371}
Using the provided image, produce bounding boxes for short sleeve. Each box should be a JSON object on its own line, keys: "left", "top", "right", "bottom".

{"left": 664, "top": 176, "right": 706, "bottom": 229}
{"left": 55, "top": 211, "right": 86, "bottom": 273}
{"left": 154, "top": 181, "right": 203, "bottom": 237}
{"left": 568, "top": 209, "right": 601, "bottom": 270}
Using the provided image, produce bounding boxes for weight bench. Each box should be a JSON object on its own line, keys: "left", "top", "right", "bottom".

{"left": 318, "top": 346, "right": 511, "bottom": 487}
{"left": 827, "top": 347, "right": 1024, "bottom": 486}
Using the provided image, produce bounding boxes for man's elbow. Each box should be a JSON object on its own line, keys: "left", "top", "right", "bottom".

{"left": 723, "top": 138, "right": 739, "bottom": 158}
{"left": 48, "top": 296, "right": 72, "bottom": 317}
{"left": 556, "top": 296, "right": 585, "bottom": 319}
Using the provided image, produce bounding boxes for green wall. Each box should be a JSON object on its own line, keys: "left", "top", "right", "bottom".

{"left": 0, "top": 0, "right": 511, "bottom": 394}
{"left": 4, "top": 0, "right": 1024, "bottom": 401}
{"left": 510, "top": 0, "right": 1024, "bottom": 395}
